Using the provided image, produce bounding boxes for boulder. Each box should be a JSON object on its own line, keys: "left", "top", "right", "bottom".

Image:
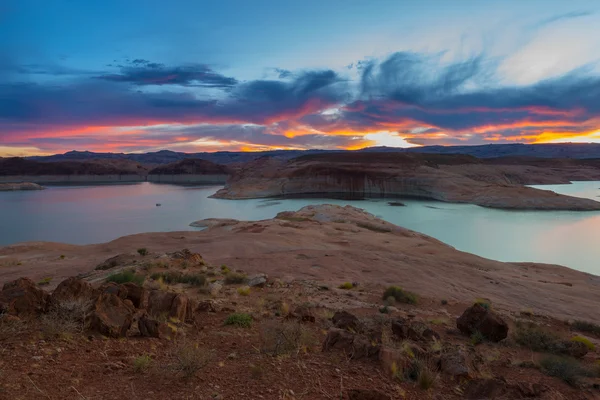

{"left": 121, "top": 282, "right": 148, "bottom": 309}
{"left": 247, "top": 274, "right": 268, "bottom": 288}
{"left": 95, "top": 253, "right": 137, "bottom": 271}
{"left": 291, "top": 304, "right": 316, "bottom": 323}
{"left": 0, "top": 278, "right": 49, "bottom": 317}
{"left": 322, "top": 328, "right": 379, "bottom": 359}
{"left": 208, "top": 282, "right": 222, "bottom": 296}
{"left": 51, "top": 277, "right": 98, "bottom": 305}
{"left": 392, "top": 318, "right": 440, "bottom": 342}
{"left": 332, "top": 311, "right": 360, "bottom": 331}
{"left": 185, "top": 299, "right": 197, "bottom": 323}
{"left": 88, "top": 293, "right": 134, "bottom": 338}
{"left": 347, "top": 389, "right": 392, "bottom": 400}
{"left": 195, "top": 300, "right": 219, "bottom": 313}
{"left": 138, "top": 314, "right": 176, "bottom": 339}
{"left": 456, "top": 303, "right": 508, "bottom": 342}
{"left": 147, "top": 290, "right": 189, "bottom": 321}
{"left": 98, "top": 282, "right": 128, "bottom": 300}
{"left": 439, "top": 346, "right": 470, "bottom": 379}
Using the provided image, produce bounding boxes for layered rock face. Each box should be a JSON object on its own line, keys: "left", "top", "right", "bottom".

{"left": 212, "top": 153, "right": 600, "bottom": 211}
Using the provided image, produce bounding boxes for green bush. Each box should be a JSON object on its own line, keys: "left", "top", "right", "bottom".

{"left": 539, "top": 355, "right": 594, "bottom": 386}
{"left": 383, "top": 286, "right": 417, "bottom": 305}
{"left": 572, "top": 320, "right": 600, "bottom": 336}
{"left": 470, "top": 331, "right": 485, "bottom": 346}
{"left": 339, "top": 282, "right": 354, "bottom": 290}
{"left": 107, "top": 269, "right": 145, "bottom": 285}
{"left": 137, "top": 248, "right": 149, "bottom": 256}
{"left": 225, "top": 313, "right": 253, "bottom": 328}
{"left": 133, "top": 354, "right": 152, "bottom": 373}
{"left": 474, "top": 298, "right": 491, "bottom": 310}
{"left": 224, "top": 272, "right": 247, "bottom": 284}
{"left": 37, "top": 277, "right": 52, "bottom": 286}
{"left": 513, "top": 322, "right": 559, "bottom": 352}
{"left": 150, "top": 272, "right": 205, "bottom": 286}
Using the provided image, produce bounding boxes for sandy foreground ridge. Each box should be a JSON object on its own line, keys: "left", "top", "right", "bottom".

{"left": 2, "top": 205, "right": 600, "bottom": 399}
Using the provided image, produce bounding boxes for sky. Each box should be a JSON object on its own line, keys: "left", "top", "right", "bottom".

{"left": 2, "top": 0, "right": 600, "bottom": 156}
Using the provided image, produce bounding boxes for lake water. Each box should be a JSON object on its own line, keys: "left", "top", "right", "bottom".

{"left": 2, "top": 181, "right": 600, "bottom": 274}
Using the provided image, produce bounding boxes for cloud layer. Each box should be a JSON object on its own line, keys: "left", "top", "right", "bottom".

{"left": 2, "top": 50, "right": 600, "bottom": 155}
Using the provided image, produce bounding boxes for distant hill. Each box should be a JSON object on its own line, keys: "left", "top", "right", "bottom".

{"left": 0, "top": 158, "right": 149, "bottom": 176}
{"left": 148, "top": 158, "right": 231, "bottom": 175}
{"left": 25, "top": 143, "right": 600, "bottom": 165}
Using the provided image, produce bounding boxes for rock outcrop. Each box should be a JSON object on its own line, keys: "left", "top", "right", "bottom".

{"left": 212, "top": 153, "right": 600, "bottom": 211}
{"left": 0, "top": 278, "right": 49, "bottom": 317}
{"left": 88, "top": 293, "right": 134, "bottom": 338}
{"left": 456, "top": 303, "right": 508, "bottom": 342}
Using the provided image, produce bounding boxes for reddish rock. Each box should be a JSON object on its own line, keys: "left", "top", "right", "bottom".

{"left": 195, "top": 300, "right": 219, "bottom": 313}
{"left": 322, "top": 328, "right": 379, "bottom": 359}
{"left": 138, "top": 314, "right": 175, "bottom": 339}
{"left": 0, "top": 277, "right": 49, "bottom": 317}
{"left": 147, "top": 290, "right": 189, "bottom": 321}
{"left": 291, "top": 304, "right": 316, "bottom": 323}
{"left": 88, "top": 293, "right": 134, "bottom": 337}
{"left": 247, "top": 274, "right": 267, "bottom": 288}
{"left": 185, "top": 298, "right": 197, "bottom": 323}
{"left": 121, "top": 282, "right": 148, "bottom": 309}
{"left": 463, "top": 378, "right": 508, "bottom": 399}
{"left": 51, "top": 277, "right": 98, "bottom": 305}
{"left": 347, "top": 389, "right": 392, "bottom": 400}
{"left": 332, "top": 311, "right": 360, "bottom": 331}
{"left": 98, "top": 282, "right": 128, "bottom": 300}
{"left": 456, "top": 303, "right": 508, "bottom": 342}
{"left": 392, "top": 318, "right": 440, "bottom": 342}
{"left": 439, "top": 346, "right": 470, "bottom": 378}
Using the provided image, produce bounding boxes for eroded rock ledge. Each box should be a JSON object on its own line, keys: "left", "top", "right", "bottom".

{"left": 212, "top": 153, "right": 600, "bottom": 211}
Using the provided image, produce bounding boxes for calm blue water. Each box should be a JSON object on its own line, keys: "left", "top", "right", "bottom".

{"left": 1, "top": 181, "right": 600, "bottom": 274}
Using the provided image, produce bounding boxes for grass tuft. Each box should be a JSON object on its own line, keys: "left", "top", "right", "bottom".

{"left": 133, "top": 354, "right": 152, "bottom": 373}
{"left": 137, "top": 248, "right": 148, "bottom": 256}
{"left": 170, "top": 341, "right": 213, "bottom": 378}
{"left": 539, "top": 354, "right": 595, "bottom": 386}
{"left": 470, "top": 330, "right": 485, "bottom": 346}
{"left": 237, "top": 286, "right": 251, "bottom": 296}
{"left": 339, "top": 282, "right": 354, "bottom": 290}
{"left": 513, "top": 322, "right": 559, "bottom": 352}
{"left": 259, "top": 320, "right": 315, "bottom": 356}
{"left": 224, "top": 272, "right": 247, "bottom": 285}
{"left": 106, "top": 269, "right": 145, "bottom": 285}
{"left": 383, "top": 286, "right": 417, "bottom": 305}
{"left": 225, "top": 313, "right": 253, "bottom": 328}
{"left": 37, "top": 277, "right": 52, "bottom": 286}
{"left": 150, "top": 272, "right": 206, "bottom": 286}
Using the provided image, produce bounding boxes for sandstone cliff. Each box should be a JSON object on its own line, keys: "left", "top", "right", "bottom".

{"left": 212, "top": 153, "right": 600, "bottom": 211}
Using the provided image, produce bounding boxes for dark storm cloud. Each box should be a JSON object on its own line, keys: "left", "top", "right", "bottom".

{"left": 0, "top": 68, "right": 347, "bottom": 139}
{"left": 97, "top": 61, "right": 239, "bottom": 87}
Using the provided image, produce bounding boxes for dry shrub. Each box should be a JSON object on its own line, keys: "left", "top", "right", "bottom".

{"left": 0, "top": 315, "right": 27, "bottom": 341}
{"left": 260, "top": 320, "right": 315, "bottom": 356}
{"left": 40, "top": 299, "right": 91, "bottom": 339}
{"left": 170, "top": 340, "right": 213, "bottom": 378}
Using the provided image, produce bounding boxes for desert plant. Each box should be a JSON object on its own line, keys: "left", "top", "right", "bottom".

{"left": 150, "top": 272, "right": 205, "bottom": 286}
{"left": 224, "top": 272, "right": 247, "bottom": 284}
{"left": 379, "top": 305, "right": 390, "bottom": 314}
{"left": 470, "top": 330, "right": 485, "bottom": 346}
{"left": 170, "top": 341, "right": 213, "bottom": 378}
{"left": 383, "top": 286, "right": 417, "bottom": 305}
{"left": 474, "top": 298, "right": 491, "bottom": 310}
{"left": 417, "top": 363, "right": 437, "bottom": 390}
{"left": 133, "top": 354, "right": 152, "bottom": 373}
{"left": 572, "top": 320, "right": 600, "bottom": 336}
{"left": 339, "top": 282, "right": 354, "bottom": 290}
{"left": 59, "top": 255, "right": 65, "bottom": 260}
{"left": 37, "top": 277, "right": 52, "bottom": 286}
{"left": 237, "top": 286, "right": 251, "bottom": 296}
{"left": 571, "top": 335, "right": 595, "bottom": 350}
{"left": 107, "top": 269, "right": 145, "bottom": 285}
{"left": 0, "top": 315, "right": 27, "bottom": 341}
{"left": 137, "top": 248, "right": 148, "bottom": 256}
{"left": 539, "top": 355, "right": 594, "bottom": 386}
{"left": 259, "top": 320, "right": 315, "bottom": 356}
{"left": 40, "top": 300, "right": 91, "bottom": 339}
{"left": 220, "top": 265, "right": 230, "bottom": 274}
{"left": 225, "top": 313, "right": 253, "bottom": 328}
{"left": 513, "top": 322, "right": 559, "bottom": 352}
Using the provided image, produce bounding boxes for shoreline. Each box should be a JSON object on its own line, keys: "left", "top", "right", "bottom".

{"left": 2, "top": 204, "right": 600, "bottom": 323}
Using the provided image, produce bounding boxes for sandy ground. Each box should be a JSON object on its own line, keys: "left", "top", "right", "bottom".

{"left": 2, "top": 204, "right": 600, "bottom": 323}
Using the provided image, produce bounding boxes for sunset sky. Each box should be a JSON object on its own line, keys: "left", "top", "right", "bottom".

{"left": 2, "top": 0, "right": 600, "bottom": 156}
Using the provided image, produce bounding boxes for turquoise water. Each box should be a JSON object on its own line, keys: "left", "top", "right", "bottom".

{"left": 1, "top": 181, "right": 600, "bottom": 274}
